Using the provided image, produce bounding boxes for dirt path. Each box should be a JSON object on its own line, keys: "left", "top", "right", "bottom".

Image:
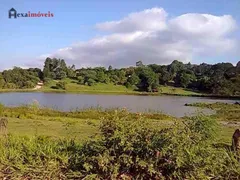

{"left": 33, "top": 85, "right": 42, "bottom": 90}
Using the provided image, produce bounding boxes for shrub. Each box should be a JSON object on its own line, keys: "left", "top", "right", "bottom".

{"left": 56, "top": 81, "right": 66, "bottom": 90}
{"left": 77, "top": 76, "right": 84, "bottom": 85}
{"left": 125, "top": 82, "right": 132, "bottom": 89}
{"left": 3, "top": 83, "right": 16, "bottom": 89}
{"left": 23, "top": 81, "right": 35, "bottom": 88}
{"left": 68, "top": 111, "right": 240, "bottom": 179}
{"left": 43, "top": 77, "right": 52, "bottom": 85}
{"left": 0, "top": 109, "right": 240, "bottom": 179}
{"left": 86, "top": 78, "right": 96, "bottom": 86}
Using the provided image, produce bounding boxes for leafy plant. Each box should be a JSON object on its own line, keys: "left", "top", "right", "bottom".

{"left": 56, "top": 81, "right": 67, "bottom": 90}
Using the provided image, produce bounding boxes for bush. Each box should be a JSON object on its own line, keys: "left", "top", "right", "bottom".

{"left": 0, "top": 109, "right": 240, "bottom": 179}
{"left": 68, "top": 111, "right": 240, "bottom": 179}
{"left": 23, "top": 81, "right": 35, "bottom": 88}
{"left": 56, "top": 81, "right": 66, "bottom": 90}
{"left": 43, "top": 78, "right": 52, "bottom": 85}
{"left": 86, "top": 78, "right": 95, "bottom": 86}
{"left": 125, "top": 82, "right": 132, "bottom": 89}
{"left": 77, "top": 76, "right": 84, "bottom": 85}
{"left": 3, "top": 83, "right": 16, "bottom": 89}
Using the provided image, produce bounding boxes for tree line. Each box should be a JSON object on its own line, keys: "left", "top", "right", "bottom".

{"left": 0, "top": 67, "right": 42, "bottom": 89}
{"left": 0, "top": 57, "right": 240, "bottom": 96}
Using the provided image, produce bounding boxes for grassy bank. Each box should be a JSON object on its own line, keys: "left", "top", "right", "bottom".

{"left": 1, "top": 79, "right": 240, "bottom": 100}
{"left": 1, "top": 103, "right": 237, "bottom": 144}
{"left": 40, "top": 78, "right": 203, "bottom": 96}
{"left": 1, "top": 78, "right": 240, "bottom": 99}
{"left": 0, "top": 104, "right": 173, "bottom": 142}
{"left": 0, "top": 84, "right": 202, "bottom": 96}
{"left": 185, "top": 102, "right": 240, "bottom": 122}
{"left": 0, "top": 104, "right": 240, "bottom": 179}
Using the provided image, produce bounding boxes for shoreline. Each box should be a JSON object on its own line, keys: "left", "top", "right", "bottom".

{"left": 0, "top": 88, "right": 239, "bottom": 100}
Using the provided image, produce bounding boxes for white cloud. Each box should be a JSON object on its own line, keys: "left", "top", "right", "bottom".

{"left": 96, "top": 7, "right": 168, "bottom": 33}
{"left": 169, "top": 14, "right": 236, "bottom": 37}
{"left": 38, "top": 7, "right": 238, "bottom": 68}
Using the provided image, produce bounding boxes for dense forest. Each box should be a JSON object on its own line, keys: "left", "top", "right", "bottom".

{"left": 1, "top": 57, "right": 240, "bottom": 96}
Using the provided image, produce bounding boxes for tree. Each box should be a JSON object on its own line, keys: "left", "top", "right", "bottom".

{"left": 0, "top": 75, "right": 5, "bottom": 89}
{"left": 1, "top": 67, "right": 40, "bottom": 89}
{"left": 148, "top": 64, "right": 162, "bottom": 73}
{"left": 43, "top": 58, "right": 69, "bottom": 80}
{"left": 43, "top": 57, "right": 52, "bottom": 78}
{"left": 127, "top": 73, "right": 140, "bottom": 86}
{"left": 1, "top": 55, "right": 240, "bottom": 95}
{"left": 60, "top": 59, "right": 68, "bottom": 72}
{"left": 136, "top": 61, "right": 143, "bottom": 67}
{"left": 168, "top": 60, "right": 185, "bottom": 78}
{"left": 136, "top": 67, "right": 159, "bottom": 92}
{"left": 97, "top": 71, "right": 106, "bottom": 83}
{"left": 180, "top": 73, "right": 193, "bottom": 88}
{"left": 174, "top": 70, "right": 196, "bottom": 88}
{"left": 159, "top": 70, "right": 171, "bottom": 85}
{"left": 110, "top": 75, "right": 120, "bottom": 85}
{"left": 108, "top": 65, "right": 113, "bottom": 71}
{"left": 84, "top": 70, "right": 97, "bottom": 83}
{"left": 55, "top": 69, "right": 67, "bottom": 80}
{"left": 67, "top": 66, "right": 76, "bottom": 78}
{"left": 71, "top": 64, "right": 76, "bottom": 70}
{"left": 117, "top": 70, "right": 127, "bottom": 85}
{"left": 28, "top": 68, "right": 43, "bottom": 80}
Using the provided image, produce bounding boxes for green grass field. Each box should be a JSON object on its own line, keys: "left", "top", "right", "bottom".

{"left": 2, "top": 105, "right": 173, "bottom": 142}
{"left": 39, "top": 78, "right": 203, "bottom": 96}
{"left": 159, "top": 85, "right": 201, "bottom": 95}
{"left": 185, "top": 102, "right": 240, "bottom": 122}
{"left": 6, "top": 115, "right": 235, "bottom": 144}
{"left": 7, "top": 117, "right": 98, "bottom": 141}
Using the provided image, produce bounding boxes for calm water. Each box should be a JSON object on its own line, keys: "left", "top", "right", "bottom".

{"left": 0, "top": 92, "right": 238, "bottom": 117}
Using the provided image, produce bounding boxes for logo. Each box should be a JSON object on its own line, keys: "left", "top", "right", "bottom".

{"left": 8, "top": 8, "right": 54, "bottom": 19}
{"left": 9, "top": 8, "right": 17, "bottom": 18}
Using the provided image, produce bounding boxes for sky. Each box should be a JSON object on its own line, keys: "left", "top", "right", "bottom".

{"left": 0, "top": 0, "right": 239, "bottom": 70}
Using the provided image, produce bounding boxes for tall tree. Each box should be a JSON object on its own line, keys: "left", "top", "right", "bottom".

{"left": 43, "top": 57, "right": 52, "bottom": 79}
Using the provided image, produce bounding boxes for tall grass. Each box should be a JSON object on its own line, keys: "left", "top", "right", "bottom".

{"left": 0, "top": 135, "right": 70, "bottom": 179}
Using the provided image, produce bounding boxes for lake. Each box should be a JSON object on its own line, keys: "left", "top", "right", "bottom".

{"left": 0, "top": 92, "right": 238, "bottom": 117}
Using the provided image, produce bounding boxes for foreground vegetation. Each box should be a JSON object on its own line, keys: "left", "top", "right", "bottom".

{"left": 0, "top": 103, "right": 240, "bottom": 179}
{"left": 0, "top": 58, "right": 239, "bottom": 97}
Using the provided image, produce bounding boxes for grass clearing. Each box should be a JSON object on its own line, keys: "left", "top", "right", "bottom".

{"left": 7, "top": 117, "right": 98, "bottom": 141}
{"left": 0, "top": 104, "right": 174, "bottom": 143}
{"left": 159, "top": 85, "right": 201, "bottom": 95}
{"left": 40, "top": 78, "right": 205, "bottom": 97}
